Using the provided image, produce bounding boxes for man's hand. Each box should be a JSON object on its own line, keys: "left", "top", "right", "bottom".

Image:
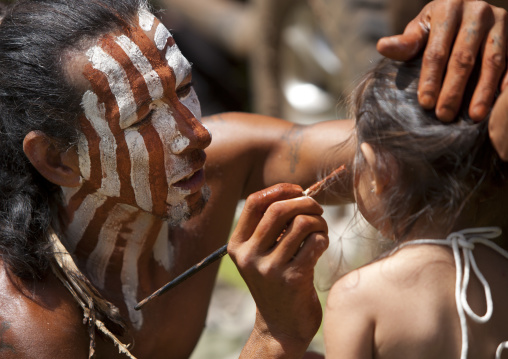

{"left": 378, "top": 0, "right": 508, "bottom": 122}
{"left": 228, "top": 183, "right": 328, "bottom": 358}
{"left": 490, "top": 89, "right": 508, "bottom": 160}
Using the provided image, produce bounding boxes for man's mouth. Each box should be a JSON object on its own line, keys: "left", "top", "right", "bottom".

{"left": 173, "top": 168, "right": 205, "bottom": 192}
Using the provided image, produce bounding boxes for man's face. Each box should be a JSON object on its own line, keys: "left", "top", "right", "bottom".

{"left": 72, "top": 9, "right": 212, "bottom": 224}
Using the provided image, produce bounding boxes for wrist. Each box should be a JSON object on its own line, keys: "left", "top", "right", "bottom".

{"left": 239, "top": 316, "right": 312, "bottom": 359}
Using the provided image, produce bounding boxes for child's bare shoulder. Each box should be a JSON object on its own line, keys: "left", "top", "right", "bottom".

{"left": 326, "top": 244, "right": 460, "bottom": 358}
{"left": 330, "top": 243, "right": 456, "bottom": 302}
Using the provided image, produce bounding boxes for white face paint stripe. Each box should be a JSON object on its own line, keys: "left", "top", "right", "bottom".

{"left": 180, "top": 87, "right": 202, "bottom": 122}
{"left": 82, "top": 91, "right": 121, "bottom": 197}
{"left": 115, "top": 35, "right": 164, "bottom": 101}
{"left": 87, "top": 46, "right": 138, "bottom": 129}
{"left": 77, "top": 135, "right": 91, "bottom": 181}
{"left": 149, "top": 105, "right": 191, "bottom": 205}
{"left": 124, "top": 130, "right": 153, "bottom": 212}
{"left": 152, "top": 222, "right": 174, "bottom": 271}
{"left": 154, "top": 23, "right": 172, "bottom": 51}
{"left": 65, "top": 193, "right": 107, "bottom": 252}
{"left": 61, "top": 186, "right": 81, "bottom": 205}
{"left": 165, "top": 45, "right": 192, "bottom": 87}
{"left": 121, "top": 212, "right": 152, "bottom": 330}
{"left": 138, "top": 8, "right": 155, "bottom": 32}
{"left": 151, "top": 103, "right": 190, "bottom": 155}
{"left": 86, "top": 204, "right": 137, "bottom": 289}
{"left": 165, "top": 156, "right": 193, "bottom": 207}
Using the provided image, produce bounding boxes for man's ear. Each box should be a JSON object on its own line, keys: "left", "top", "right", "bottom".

{"left": 360, "top": 142, "right": 391, "bottom": 195}
{"left": 23, "top": 130, "right": 81, "bottom": 187}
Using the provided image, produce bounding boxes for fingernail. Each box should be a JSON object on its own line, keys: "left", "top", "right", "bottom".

{"left": 419, "top": 93, "right": 435, "bottom": 109}
{"left": 436, "top": 106, "right": 455, "bottom": 122}
{"left": 471, "top": 105, "right": 487, "bottom": 122}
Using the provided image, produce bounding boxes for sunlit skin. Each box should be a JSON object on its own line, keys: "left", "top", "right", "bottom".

{"left": 5, "top": 9, "right": 355, "bottom": 357}
{"left": 52, "top": 11, "right": 215, "bottom": 334}
{"left": 323, "top": 140, "right": 508, "bottom": 359}
{"left": 1, "top": 0, "right": 507, "bottom": 358}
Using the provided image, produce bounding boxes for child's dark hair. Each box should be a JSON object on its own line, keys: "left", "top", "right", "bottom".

{"left": 351, "top": 57, "right": 508, "bottom": 240}
{"left": 0, "top": 0, "right": 147, "bottom": 280}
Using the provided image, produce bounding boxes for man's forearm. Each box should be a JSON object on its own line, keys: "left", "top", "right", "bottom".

{"left": 239, "top": 322, "right": 312, "bottom": 359}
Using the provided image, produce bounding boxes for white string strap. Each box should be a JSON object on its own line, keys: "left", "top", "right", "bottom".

{"left": 395, "top": 227, "right": 507, "bottom": 359}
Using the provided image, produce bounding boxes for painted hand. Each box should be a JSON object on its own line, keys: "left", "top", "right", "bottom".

{"left": 378, "top": 0, "right": 508, "bottom": 122}
{"left": 228, "top": 183, "right": 328, "bottom": 358}
{"left": 490, "top": 89, "right": 508, "bottom": 160}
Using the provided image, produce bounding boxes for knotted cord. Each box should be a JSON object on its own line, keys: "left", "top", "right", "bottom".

{"left": 393, "top": 227, "right": 507, "bottom": 359}
{"left": 48, "top": 227, "right": 137, "bottom": 359}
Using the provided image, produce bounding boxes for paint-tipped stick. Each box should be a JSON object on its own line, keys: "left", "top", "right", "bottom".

{"left": 135, "top": 164, "right": 347, "bottom": 310}
{"left": 302, "top": 164, "right": 346, "bottom": 197}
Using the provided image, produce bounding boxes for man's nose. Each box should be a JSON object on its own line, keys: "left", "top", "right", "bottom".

{"left": 171, "top": 102, "right": 211, "bottom": 153}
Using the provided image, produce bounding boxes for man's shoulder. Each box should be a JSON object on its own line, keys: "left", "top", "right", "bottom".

{"left": 0, "top": 262, "right": 89, "bottom": 358}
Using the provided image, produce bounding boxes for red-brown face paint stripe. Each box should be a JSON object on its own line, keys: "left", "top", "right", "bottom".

{"left": 99, "top": 33, "right": 168, "bottom": 213}
{"left": 116, "top": 26, "right": 170, "bottom": 214}
{"left": 100, "top": 35, "right": 153, "bottom": 117}
{"left": 127, "top": 26, "right": 176, "bottom": 102}
{"left": 103, "top": 208, "right": 141, "bottom": 297}
{"left": 83, "top": 64, "right": 137, "bottom": 205}
{"left": 74, "top": 197, "right": 118, "bottom": 261}
{"left": 66, "top": 115, "right": 104, "bottom": 221}
{"left": 138, "top": 123, "right": 168, "bottom": 215}
{"left": 128, "top": 25, "right": 204, "bottom": 147}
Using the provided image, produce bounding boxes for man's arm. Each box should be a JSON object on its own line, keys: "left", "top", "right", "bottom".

{"left": 378, "top": 0, "right": 508, "bottom": 122}
{"left": 203, "top": 112, "right": 355, "bottom": 203}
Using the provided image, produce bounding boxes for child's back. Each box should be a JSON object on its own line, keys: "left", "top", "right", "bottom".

{"left": 324, "top": 57, "right": 508, "bottom": 358}
{"left": 326, "top": 238, "right": 508, "bottom": 358}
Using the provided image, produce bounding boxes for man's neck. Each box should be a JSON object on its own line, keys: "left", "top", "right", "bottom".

{"left": 54, "top": 187, "right": 175, "bottom": 330}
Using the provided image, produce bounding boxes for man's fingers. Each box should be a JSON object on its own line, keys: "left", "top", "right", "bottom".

{"left": 272, "top": 214, "right": 328, "bottom": 264}
{"left": 435, "top": 1, "right": 494, "bottom": 121}
{"left": 418, "top": 0, "right": 464, "bottom": 112}
{"left": 469, "top": 8, "right": 508, "bottom": 121}
{"left": 489, "top": 89, "right": 508, "bottom": 161}
{"left": 230, "top": 183, "right": 303, "bottom": 246}
{"left": 248, "top": 197, "right": 323, "bottom": 255}
{"left": 377, "top": 17, "right": 429, "bottom": 61}
{"left": 292, "top": 231, "right": 329, "bottom": 267}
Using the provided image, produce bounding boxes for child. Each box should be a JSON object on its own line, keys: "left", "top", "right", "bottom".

{"left": 324, "top": 57, "right": 508, "bottom": 359}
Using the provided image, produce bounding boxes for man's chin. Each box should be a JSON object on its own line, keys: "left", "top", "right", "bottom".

{"left": 165, "top": 184, "right": 211, "bottom": 226}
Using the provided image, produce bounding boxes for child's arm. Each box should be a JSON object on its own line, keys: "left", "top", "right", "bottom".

{"left": 323, "top": 271, "right": 375, "bottom": 358}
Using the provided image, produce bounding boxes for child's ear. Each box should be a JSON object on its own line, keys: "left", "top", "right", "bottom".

{"left": 360, "top": 142, "right": 392, "bottom": 195}
{"left": 23, "top": 130, "right": 81, "bottom": 187}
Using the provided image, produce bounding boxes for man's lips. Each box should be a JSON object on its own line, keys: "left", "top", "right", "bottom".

{"left": 172, "top": 168, "right": 205, "bottom": 192}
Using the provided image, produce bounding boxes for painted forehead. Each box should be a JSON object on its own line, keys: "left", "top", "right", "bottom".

{"left": 82, "top": 8, "right": 192, "bottom": 129}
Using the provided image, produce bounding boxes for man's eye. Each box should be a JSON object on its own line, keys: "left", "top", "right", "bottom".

{"left": 176, "top": 82, "right": 193, "bottom": 98}
{"left": 130, "top": 109, "right": 155, "bottom": 129}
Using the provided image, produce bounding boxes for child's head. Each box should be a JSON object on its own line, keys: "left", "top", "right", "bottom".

{"left": 350, "top": 57, "right": 508, "bottom": 241}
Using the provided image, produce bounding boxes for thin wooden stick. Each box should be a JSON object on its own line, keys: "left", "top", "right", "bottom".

{"left": 302, "top": 164, "right": 346, "bottom": 197}
{"left": 135, "top": 244, "right": 228, "bottom": 310}
{"left": 135, "top": 164, "right": 347, "bottom": 310}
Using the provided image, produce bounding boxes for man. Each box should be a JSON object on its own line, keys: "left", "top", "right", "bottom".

{"left": 0, "top": 1, "right": 505, "bottom": 359}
